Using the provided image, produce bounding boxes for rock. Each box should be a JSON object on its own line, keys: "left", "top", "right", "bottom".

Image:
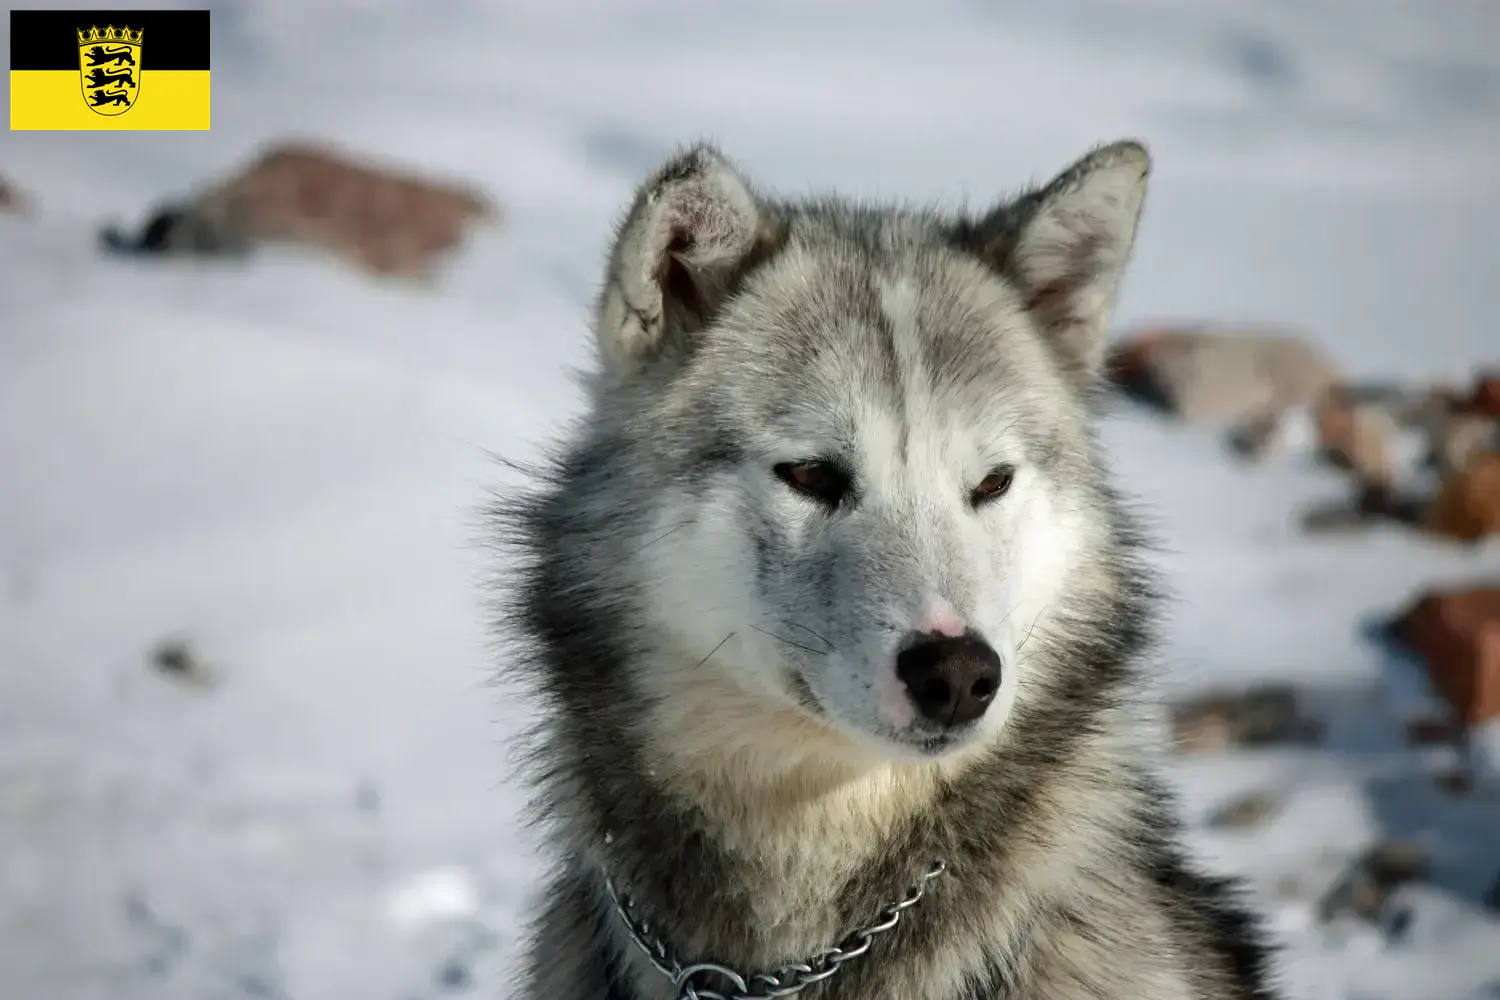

{"left": 1225, "top": 411, "right": 1286, "bottom": 461}
{"left": 1272, "top": 873, "right": 1307, "bottom": 902}
{"left": 1318, "top": 840, "right": 1429, "bottom": 924}
{"left": 1433, "top": 764, "right": 1474, "bottom": 796}
{"left": 0, "top": 174, "right": 28, "bottom": 214}
{"left": 1168, "top": 684, "right": 1321, "bottom": 754}
{"left": 1228, "top": 687, "right": 1292, "bottom": 744}
{"left": 1485, "top": 870, "right": 1500, "bottom": 913}
{"left": 1364, "top": 837, "right": 1428, "bottom": 895}
{"left": 1383, "top": 903, "right": 1414, "bottom": 943}
{"left": 1434, "top": 414, "right": 1499, "bottom": 480}
{"left": 1387, "top": 378, "right": 1498, "bottom": 479}
{"left": 1471, "top": 371, "right": 1500, "bottom": 418}
{"left": 1405, "top": 382, "right": 1470, "bottom": 445}
{"left": 1404, "top": 713, "right": 1463, "bottom": 747}
{"left": 1107, "top": 325, "right": 1339, "bottom": 434}
{"left": 1313, "top": 380, "right": 1493, "bottom": 493}
{"left": 149, "top": 637, "right": 215, "bottom": 688}
{"left": 1299, "top": 480, "right": 1433, "bottom": 536}
{"left": 1235, "top": 684, "right": 1323, "bottom": 745}
{"left": 1313, "top": 385, "right": 1411, "bottom": 490}
{"left": 1388, "top": 586, "right": 1500, "bottom": 726}
{"left": 1421, "top": 452, "right": 1500, "bottom": 542}
{"left": 1207, "top": 789, "right": 1282, "bottom": 829}
{"left": 1298, "top": 501, "right": 1368, "bottom": 535}
{"left": 102, "top": 141, "right": 496, "bottom": 279}
{"left": 1167, "top": 698, "right": 1234, "bottom": 754}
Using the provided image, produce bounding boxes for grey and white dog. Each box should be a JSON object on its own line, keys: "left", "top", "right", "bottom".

{"left": 492, "top": 140, "right": 1277, "bottom": 1000}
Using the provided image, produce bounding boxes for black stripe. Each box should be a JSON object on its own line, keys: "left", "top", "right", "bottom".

{"left": 10, "top": 10, "right": 209, "bottom": 71}
{"left": 952, "top": 954, "right": 1012, "bottom": 1000}
{"left": 601, "top": 950, "right": 635, "bottom": 1000}
{"left": 593, "top": 897, "right": 638, "bottom": 1000}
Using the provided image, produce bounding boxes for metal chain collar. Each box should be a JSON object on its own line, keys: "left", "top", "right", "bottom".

{"left": 603, "top": 858, "right": 947, "bottom": 1000}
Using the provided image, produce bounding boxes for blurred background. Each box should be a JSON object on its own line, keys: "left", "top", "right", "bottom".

{"left": 2, "top": 1, "right": 1498, "bottom": 998}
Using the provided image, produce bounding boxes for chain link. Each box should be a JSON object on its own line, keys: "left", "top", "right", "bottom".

{"left": 604, "top": 859, "right": 947, "bottom": 1000}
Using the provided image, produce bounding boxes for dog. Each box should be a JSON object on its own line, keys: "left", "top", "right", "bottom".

{"left": 491, "top": 140, "right": 1278, "bottom": 999}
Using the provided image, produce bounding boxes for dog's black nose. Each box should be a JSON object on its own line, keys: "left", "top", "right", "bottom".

{"left": 895, "top": 633, "right": 1002, "bottom": 727}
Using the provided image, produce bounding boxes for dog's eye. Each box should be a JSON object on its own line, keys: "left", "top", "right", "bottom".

{"left": 971, "top": 466, "right": 1016, "bottom": 506}
{"left": 774, "top": 461, "right": 851, "bottom": 508}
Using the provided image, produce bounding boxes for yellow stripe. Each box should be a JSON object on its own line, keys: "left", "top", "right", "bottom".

{"left": 10, "top": 70, "right": 210, "bottom": 130}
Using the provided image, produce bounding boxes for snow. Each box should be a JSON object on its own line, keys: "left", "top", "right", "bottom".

{"left": 2, "top": 0, "right": 1499, "bottom": 997}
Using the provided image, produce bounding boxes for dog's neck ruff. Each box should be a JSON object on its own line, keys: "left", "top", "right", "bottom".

{"left": 602, "top": 857, "right": 948, "bottom": 1000}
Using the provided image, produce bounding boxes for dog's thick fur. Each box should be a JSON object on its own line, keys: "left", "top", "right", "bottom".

{"left": 491, "top": 141, "right": 1278, "bottom": 999}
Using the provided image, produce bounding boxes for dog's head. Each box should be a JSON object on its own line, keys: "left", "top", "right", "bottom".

{"left": 579, "top": 143, "right": 1150, "bottom": 762}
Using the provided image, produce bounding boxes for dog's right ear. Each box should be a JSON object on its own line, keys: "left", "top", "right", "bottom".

{"left": 595, "top": 144, "right": 774, "bottom": 381}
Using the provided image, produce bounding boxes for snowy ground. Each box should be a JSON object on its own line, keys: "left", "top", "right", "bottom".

{"left": 3, "top": 1, "right": 1500, "bottom": 998}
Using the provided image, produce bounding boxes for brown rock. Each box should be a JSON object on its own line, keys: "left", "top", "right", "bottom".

{"left": 1404, "top": 713, "right": 1462, "bottom": 747}
{"left": 1300, "top": 494, "right": 1382, "bottom": 535}
{"left": 1406, "top": 383, "right": 1469, "bottom": 443}
{"left": 1318, "top": 840, "right": 1429, "bottom": 924}
{"left": 0, "top": 175, "right": 27, "bottom": 214}
{"left": 1233, "top": 685, "right": 1315, "bottom": 744}
{"left": 231, "top": 143, "right": 495, "bottom": 276}
{"left": 103, "top": 141, "right": 496, "bottom": 279}
{"left": 1108, "top": 325, "right": 1339, "bottom": 430}
{"left": 1470, "top": 371, "right": 1500, "bottom": 418}
{"left": 1389, "top": 585, "right": 1500, "bottom": 725}
{"left": 1226, "top": 411, "right": 1294, "bottom": 462}
{"left": 1168, "top": 698, "right": 1233, "bottom": 754}
{"left": 1299, "top": 481, "right": 1430, "bottom": 535}
{"left": 1313, "top": 386, "right": 1355, "bottom": 457}
{"left": 1207, "top": 789, "right": 1282, "bottom": 829}
{"left": 1106, "top": 334, "right": 1157, "bottom": 389}
{"left": 1421, "top": 452, "right": 1500, "bottom": 542}
{"left": 1313, "top": 386, "right": 1398, "bottom": 489}
{"left": 1434, "top": 414, "right": 1499, "bottom": 479}
{"left": 1168, "top": 684, "right": 1321, "bottom": 754}
{"left": 1313, "top": 381, "right": 1497, "bottom": 487}
{"left": 1366, "top": 842, "right": 1430, "bottom": 885}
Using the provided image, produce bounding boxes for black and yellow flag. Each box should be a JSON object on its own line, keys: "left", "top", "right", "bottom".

{"left": 10, "top": 9, "right": 210, "bottom": 130}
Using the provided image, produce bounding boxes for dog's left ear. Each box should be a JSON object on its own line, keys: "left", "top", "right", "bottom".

{"left": 959, "top": 141, "right": 1150, "bottom": 385}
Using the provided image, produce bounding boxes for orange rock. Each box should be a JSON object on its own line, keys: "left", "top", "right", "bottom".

{"left": 223, "top": 143, "right": 495, "bottom": 277}
{"left": 104, "top": 141, "right": 496, "bottom": 280}
{"left": 1471, "top": 371, "right": 1500, "bottom": 417}
{"left": 1422, "top": 452, "right": 1500, "bottom": 542}
{"left": 1168, "top": 698, "right": 1233, "bottom": 754}
{"left": 1389, "top": 586, "right": 1500, "bottom": 726}
{"left": 1314, "top": 386, "right": 1354, "bottom": 455}
{"left": 1313, "top": 386, "right": 1397, "bottom": 489}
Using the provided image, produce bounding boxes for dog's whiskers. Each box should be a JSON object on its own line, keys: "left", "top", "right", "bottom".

{"left": 778, "top": 619, "right": 836, "bottom": 653}
{"left": 750, "top": 623, "right": 828, "bottom": 657}
{"left": 1017, "top": 606, "right": 1052, "bottom": 652}
{"left": 693, "top": 632, "right": 735, "bottom": 670}
{"left": 633, "top": 520, "right": 695, "bottom": 554}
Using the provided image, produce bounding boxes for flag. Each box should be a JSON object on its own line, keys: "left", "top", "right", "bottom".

{"left": 10, "top": 9, "right": 210, "bottom": 130}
